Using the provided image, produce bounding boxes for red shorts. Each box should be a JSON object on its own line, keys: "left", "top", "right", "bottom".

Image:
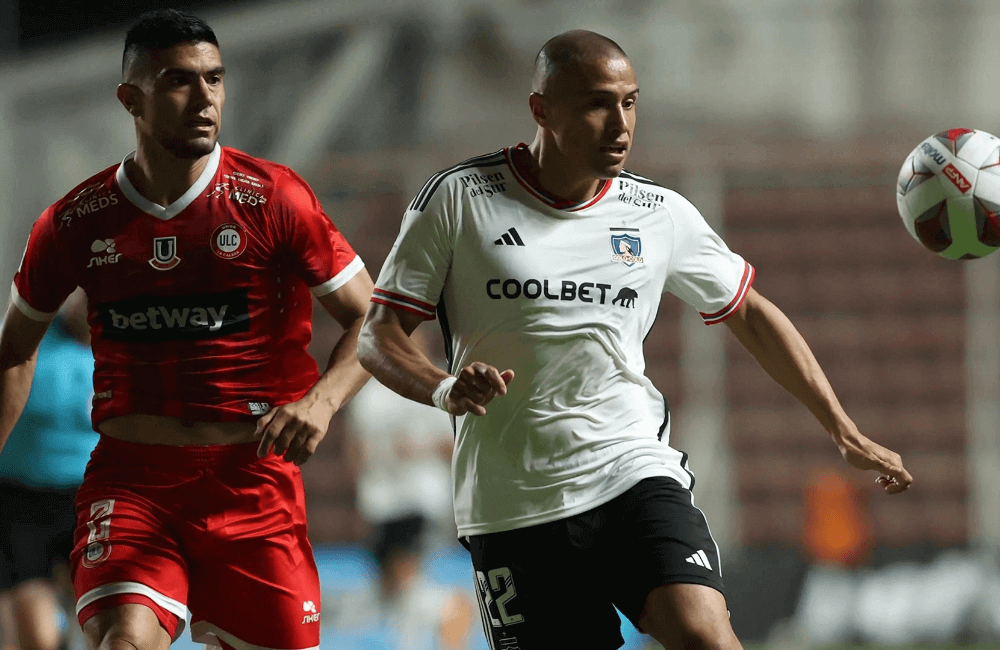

{"left": 71, "top": 436, "right": 321, "bottom": 650}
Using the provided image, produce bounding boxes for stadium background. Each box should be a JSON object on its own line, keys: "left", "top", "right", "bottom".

{"left": 2, "top": 0, "right": 1000, "bottom": 648}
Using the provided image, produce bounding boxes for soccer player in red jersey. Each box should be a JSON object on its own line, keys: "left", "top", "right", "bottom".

{"left": 0, "top": 9, "right": 373, "bottom": 650}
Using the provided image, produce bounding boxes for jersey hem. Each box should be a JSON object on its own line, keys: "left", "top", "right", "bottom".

{"left": 700, "top": 261, "right": 755, "bottom": 325}
{"left": 456, "top": 466, "right": 690, "bottom": 537}
{"left": 309, "top": 255, "right": 365, "bottom": 297}
{"left": 10, "top": 283, "right": 57, "bottom": 322}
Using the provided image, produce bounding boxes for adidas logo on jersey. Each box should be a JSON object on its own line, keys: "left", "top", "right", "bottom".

{"left": 494, "top": 228, "right": 525, "bottom": 246}
{"left": 685, "top": 550, "right": 713, "bottom": 571}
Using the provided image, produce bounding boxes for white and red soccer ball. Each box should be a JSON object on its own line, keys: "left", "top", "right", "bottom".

{"left": 896, "top": 128, "right": 1000, "bottom": 260}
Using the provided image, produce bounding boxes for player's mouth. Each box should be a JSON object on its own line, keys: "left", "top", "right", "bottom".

{"left": 185, "top": 118, "right": 215, "bottom": 130}
{"left": 600, "top": 144, "right": 628, "bottom": 160}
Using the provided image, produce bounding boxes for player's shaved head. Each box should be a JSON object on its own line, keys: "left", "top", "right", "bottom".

{"left": 532, "top": 30, "right": 630, "bottom": 96}
{"left": 122, "top": 9, "right": 219, "bottom": 82}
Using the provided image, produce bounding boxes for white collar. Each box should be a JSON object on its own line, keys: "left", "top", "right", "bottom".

{"left": 116, "top": 143, "right": 221, "bottom": 221}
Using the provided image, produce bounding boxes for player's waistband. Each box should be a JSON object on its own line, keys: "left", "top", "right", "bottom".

{"left": 90, "top": 435, "right": 265, "bottom": 468}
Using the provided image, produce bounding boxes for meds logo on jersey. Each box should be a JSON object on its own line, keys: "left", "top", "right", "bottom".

{"left": 212, "top": 223, "right": 248, "bottom": 260}
{"left": 96, "top": 289, "right": 250, "bottom": 342}
{"left": 611, "top": 233, "right": 644, "bottom": 266}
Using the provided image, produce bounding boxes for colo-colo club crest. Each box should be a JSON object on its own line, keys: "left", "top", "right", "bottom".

{"left": 149, "top": 236, "right": 181, "bottom": 271}
{"left": 611, "top": 233, "right": 644, "bottom": 267}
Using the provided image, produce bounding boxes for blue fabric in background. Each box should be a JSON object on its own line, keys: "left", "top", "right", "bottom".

{"left": 0, "top": 318, "right": 97, "bottom": 488}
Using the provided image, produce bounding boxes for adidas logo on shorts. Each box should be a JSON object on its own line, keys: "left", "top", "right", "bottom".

{"left": 685, "top": 550, "right": 713, "bottom": 571}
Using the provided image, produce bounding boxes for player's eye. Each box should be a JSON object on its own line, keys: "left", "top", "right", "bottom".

{"left": 623, "top": 99, "right": 636, "bottom": 109}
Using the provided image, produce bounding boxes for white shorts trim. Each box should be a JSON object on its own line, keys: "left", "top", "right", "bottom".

{"left": 309, "top": 255, "right": 364, "bottom": 297}
{"left": 10, "top": 282, "right": 57, "bottom": 322}
{"left": 190, "top": 620, "right": 319, "bottom": 650}
{"left": 76, "top": 581, "right": 189, "bottom": 637}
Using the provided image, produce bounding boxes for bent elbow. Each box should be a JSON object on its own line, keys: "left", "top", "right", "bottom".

{"left": 356, "top": 325, "right": 377, "bottom": 373}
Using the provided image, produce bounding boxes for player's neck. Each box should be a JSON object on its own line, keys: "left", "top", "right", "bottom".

{"left": 127, "top": 140, "right": 213, "bottom": 207}
{"left": 528, "top": 136, "right": 602, "bottom": 205}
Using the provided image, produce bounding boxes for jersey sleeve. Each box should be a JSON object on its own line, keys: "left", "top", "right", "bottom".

{"left": 11, "top": 208, "right": 77, "bottom": 321}
{"left": 273, "top": 167, "right": 364, "bottom": 297}
{"left": 662, "top": 193, "right": 755, "bottom": 325}
{"left": 371, "top": 181, "right": 456, "bottom": 320}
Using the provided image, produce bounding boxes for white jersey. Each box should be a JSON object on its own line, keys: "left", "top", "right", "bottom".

{"left": 373, "top": 144, "right": 755, "bottom": 536}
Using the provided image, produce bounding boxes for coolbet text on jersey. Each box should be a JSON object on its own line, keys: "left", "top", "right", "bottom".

{"left": 373, "top": 144, "right": 755, "bottom": 537}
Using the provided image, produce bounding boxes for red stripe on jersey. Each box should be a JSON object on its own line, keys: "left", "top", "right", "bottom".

{"left": 567, "top": 179, "right": 612, "bottom": 212}
{"left": 372, "top": 288, "right": 435, "bottom": 312}
{"left": 371, "top": 296, "right": 436, "bottom": 320}
{"left": 700, "top": 262, "right": 755, "bottom": 325}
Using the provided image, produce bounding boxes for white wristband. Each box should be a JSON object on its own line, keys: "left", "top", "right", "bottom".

{"left": 431, "top": 377, "right": 458, "bottom": 412}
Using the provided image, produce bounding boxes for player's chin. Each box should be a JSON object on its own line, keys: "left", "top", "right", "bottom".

{"left": 162, "top": 134, "right": 217, "bottom": 159}
{"left": 594, "top": 160, "right": 627, "bottom": 179}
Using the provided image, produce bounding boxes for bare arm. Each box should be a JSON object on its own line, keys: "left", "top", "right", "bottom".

{"left": 255, "top": 269, "right": 375, "bottom": 464}
{"left": 358, "top": 303, "right": 513, "bottom": 416}
{"left": 0, "top": 301, "right": 51, "bottom": 453}
{"left": 725, "top": 287, "right": 912, "bottom": 494}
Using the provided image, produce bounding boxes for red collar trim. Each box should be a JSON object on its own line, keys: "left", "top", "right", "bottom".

{"left": 504, "top": 144, "right": 611, "bottom": 212}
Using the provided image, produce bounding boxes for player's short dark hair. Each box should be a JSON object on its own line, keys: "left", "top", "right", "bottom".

{"left": 122, "top": 9, "right": 219, "bottom": 75}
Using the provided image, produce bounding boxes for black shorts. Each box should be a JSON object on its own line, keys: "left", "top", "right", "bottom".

{"left": 370, "top": 513, "right": 427, "bottom": 566}
{"left": 467, "top": 476, "right": 724, "bottom": 649}
{"left": 0, "top": 480, "right": 78, "bottom": 590}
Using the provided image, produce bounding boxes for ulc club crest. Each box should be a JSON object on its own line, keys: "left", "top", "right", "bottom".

{"left": 611, "top": 233, "right": 644, "bottom": 267}
{"left": 149, "top": 236, "right": 181, "bottom": 271}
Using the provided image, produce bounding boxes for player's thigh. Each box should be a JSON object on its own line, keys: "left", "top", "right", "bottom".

{"left": 187, "top": 458, "right": 321, "bottom": 650}
{"left": 467, "top": 521, "right": 625, "bottom": 649}
{"left": 72, "top": 473, "right": 189, "bottom": 642}
{"left": 603, "top": 477, "right": 728, "bottom": 631}
{"left": 639, "top": 582, "right": 741, "bottom": 650}
{"left": 82, "top": 603, "right": 171, "bottom": 650}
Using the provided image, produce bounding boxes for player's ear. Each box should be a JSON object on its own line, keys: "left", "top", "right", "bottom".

{"left": 117, "top": 83, "right": 142, "bottom": 119}
{"left": 528, "top": 92, "right": 547, "bottom": 127}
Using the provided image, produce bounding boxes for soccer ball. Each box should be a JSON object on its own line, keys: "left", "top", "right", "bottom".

{"left": 896, "top": 128, "right": 1000, "bottom": 260}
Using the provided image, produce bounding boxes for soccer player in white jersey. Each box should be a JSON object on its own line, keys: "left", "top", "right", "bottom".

{"left": 358, "top": 30, "right": 912, "bottom": 649}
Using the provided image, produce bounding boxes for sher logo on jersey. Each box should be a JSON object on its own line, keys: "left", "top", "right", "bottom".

{"left": 96, "top": 290, "right": 250, "bottom": 342}
{"left": 486, "top": 278, "right": 636, "bottom": 308}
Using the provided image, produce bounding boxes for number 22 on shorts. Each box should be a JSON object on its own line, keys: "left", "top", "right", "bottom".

{"left": 82, "top": 499, "right": 116, "bottom": 568}
{"left": 476, "top": 567, "right": 525, "bottom": 626}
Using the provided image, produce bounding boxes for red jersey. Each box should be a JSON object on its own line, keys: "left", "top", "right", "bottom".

{"left": 13, "top": 144, "right": 363, "bottom": 427}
